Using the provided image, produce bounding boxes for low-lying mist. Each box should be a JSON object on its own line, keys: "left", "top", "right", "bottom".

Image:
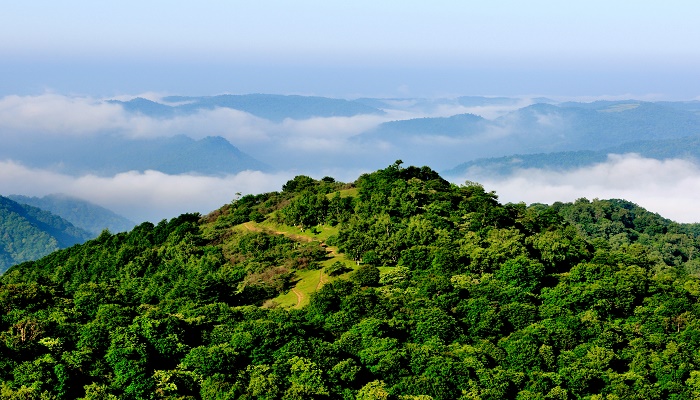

{"left": 3, "top": 94, "right": 700, "bottom": 223}
{"left": 466, "top": 154, "right": 700, "bottom": 223}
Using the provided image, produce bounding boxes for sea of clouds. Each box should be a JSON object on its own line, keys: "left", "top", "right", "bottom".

{"left": 2, "top": 93, "right": 699, "bottom": 223}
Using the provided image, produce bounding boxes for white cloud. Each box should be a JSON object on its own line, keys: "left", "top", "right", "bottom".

{"left": 460, "top": 154, "right": 700, "bottom": 223}
{"left": 271, "top": 114, "right": 389, "bottom": 153}
{"left": 0, "top": 160, "right": 293, "bottom": 223}
{"left": 0, "top": 93, "right": 541, "bottom": 173}
{"left": 0, "top": 94, "right": 125, "bottom": 136}
{"left": 0, "top": 94, "right": 398, "bottom": 163}
{"left": 126, "top": 108, "right": 274, "bottom": 143}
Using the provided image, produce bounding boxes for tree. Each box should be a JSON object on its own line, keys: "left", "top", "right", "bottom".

{"left": 283, "top": 356, "right": 329, "bottom": 399}
{"left": 352, "top": 264, "right": 380, "bottom": 287}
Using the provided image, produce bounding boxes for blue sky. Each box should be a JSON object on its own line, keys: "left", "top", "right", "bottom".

{"left": 2, "top": 0, "right": 699, "bottom": 98}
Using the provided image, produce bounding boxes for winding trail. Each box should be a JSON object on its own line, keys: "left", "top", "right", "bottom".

{"left": 316, "top": 270, "right": 328, "bottom": 290}
{"left": 291, "top": 288, "right": 304, "bottom": 307}
{"left": 241, "top": 221, "right": 345, "bottom": 307}
{"left": 242, "top": 222, "right": 313, "bottom": 243}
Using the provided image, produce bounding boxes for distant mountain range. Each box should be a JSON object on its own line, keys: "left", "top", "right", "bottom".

{"left": 8, "top": 194, "right": 135, "bottom": 235}
{"left": 353, "top": 100, "right": 700, "bottom": 170}
{"left": 445, "top": 129, "right": 700, "bottom": 177}
{"left": 2, "top": 134, "right": 269, "bottom": 176}
{"left": 111, "top": 94, "right": 385, "bottom": 122}
{"left": 0, "top": 195, "right": 93, "bottom": 273}
{"left": 353, "top": 95, "right": 531, "bottom": 113}
{"left": 361, "top": 101, "right": 700, "bottom": 150}
{"left": 108, "top": 96, "right": 700, "bottom": 175}
{"left": 7, "top": 93, "right": 700, "bottom": 179}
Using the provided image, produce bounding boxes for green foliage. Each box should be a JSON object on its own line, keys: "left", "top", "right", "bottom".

{"left": 352, "top": 265, "right": 380, "bottom": 287}
{"left": 0, "top": 196, "right": 93, "bottom": 273}
{"left": 325, "top": 261, "right": 352, "bottom": 277}
{"left": 8, "top": 194, "right": 135, "bottom": 236}
{"left": 3, "top": 164, "right": 700, "bottom": 399}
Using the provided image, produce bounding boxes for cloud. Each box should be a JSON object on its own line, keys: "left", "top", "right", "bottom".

{"left": 125, "top": 108, "right": 275, "bottom": 143}
{"left": 0, "top": 93, "right": 541, "bottom": 174}
{"left": 0, "top": 160, "right": 293, "bottom": 223}
{"left": 273, "top": 114, "right": 389, "bottom": 152}
{"left": 457, "top": 154, "right": 700, "bottom": 223}
{"left": 0, "top": 94, "right": 125, "bottom": 136}
{"left": 0, "top": 94, "right": 400, "bottom": 166}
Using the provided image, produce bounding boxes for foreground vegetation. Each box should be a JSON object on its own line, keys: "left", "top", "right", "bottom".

{"left": 3, "top": 162, "right": 700, "bottom": 399}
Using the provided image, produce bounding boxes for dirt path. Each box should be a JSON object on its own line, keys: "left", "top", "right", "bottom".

{"left": 242, "top": 222, "right": 258, "bottom": 232}
{"left": 291, "top": 288, "right": 304, "bottom": 308}
{"left": 316, "top": 270, "right": 328, "bottom": 290}
{"left": 241, "top": 221, "right": 344, "bottom": 307}
{"left": 242, "top": 222, "right": 313, "bottom": 243}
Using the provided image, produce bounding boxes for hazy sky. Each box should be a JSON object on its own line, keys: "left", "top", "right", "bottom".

{"left": 3, "top": 2, "right": 700, "bottom": 224}
{"left": 2, "top": 1, "right": 699, "bottom": 98}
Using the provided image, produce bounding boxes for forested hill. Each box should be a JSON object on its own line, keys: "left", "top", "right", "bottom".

{"left": 0, "top": 196, "right": 92, "bottom": 273}
{"left": 4, "top": 164, "right": 700, "bottom": 399}
{"left": 8, "top": 194, "right": 135, "bottom": 236}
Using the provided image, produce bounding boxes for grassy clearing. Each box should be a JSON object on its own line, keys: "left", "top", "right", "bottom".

{"left": 242, "top": 220, "right": 357, "bottom": 308}
{"left": 257, "top": 220, "right": 340, "bottom": 243}
{"left": 274, "top": 268, "right": 323, "bottom": 308}
{"left": 326, "top": 188, "right": 359, "bottom": 199}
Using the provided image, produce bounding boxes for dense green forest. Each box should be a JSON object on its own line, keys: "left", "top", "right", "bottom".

{"left": 0, "top": 196, "right": 92, "bottom": 273}
{"left": 4, "top": 163, "right": 700, "bottom": 399}
{"left": 7, "top": 194, "right": 135, "bottom": 236}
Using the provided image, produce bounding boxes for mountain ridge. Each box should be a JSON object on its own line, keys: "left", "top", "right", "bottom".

{"left": 1, "top": 134, "right": 270, "bottom": 176}
{"left": 8, "top": 193, "right": 136, "bottom": 235}
{"left": 0, "top": 195, "right": 92, "bottom": 272}
{"left": 112, "top": 93, "right": 386, "bottom": 122}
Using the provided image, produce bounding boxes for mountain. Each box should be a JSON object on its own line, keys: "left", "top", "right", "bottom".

{"left": 7, "top": 194, "right": 136, "bottom": 235}
{"left": 0, "top": 195, "right": 92, "bottom": 273}
{"left": 1, "top": 134, "right": 270, "bottom": 176}
{"left": 445, "top": 134, "right": 700, "bottom": 177}
{"left": 4, "top": 164, "right": 700, "bottom": 398}
{"left": 444, "top": 150, "right": 609, "bottom": 177}
{"left": 354, "top": 100, "right": 700, "bottom": 170}
{"left": 112, "top": 96, "right": 176, "bottom": 117}
{"left": 363, "top": 113, "right": 488, "bottom": 139}
{"left": 353, "top": 95, "right": 529, "bottom": 114}
{"left": 112, "top": 94, "right": 385, "bottom": 122}
{"left": 383, "top": 101, "right": 700, "bottom": 149}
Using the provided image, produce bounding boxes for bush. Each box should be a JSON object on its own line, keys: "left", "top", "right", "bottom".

{"left": 325, "top": 261, "right": 352, "bottom": 277}
{"left": 351, "top": 264, "right": 380, "bottom": 287}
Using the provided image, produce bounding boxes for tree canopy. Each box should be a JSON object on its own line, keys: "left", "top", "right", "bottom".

{"left": 2, "top": 164, "right": 700, "bottom": 399}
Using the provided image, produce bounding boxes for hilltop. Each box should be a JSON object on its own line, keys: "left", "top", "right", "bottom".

{"left": 3, "top": 164, "right": 700, "bottom": 398}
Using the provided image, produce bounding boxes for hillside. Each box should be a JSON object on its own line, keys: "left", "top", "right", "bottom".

{"left": 445, "top": 134, "right": 700, "bottom": 177}
{"left": 7, "top": 194, "right": 136, "bottom": 235}
{"left": 355, "top": 100, "right": 700, "bottom": 170}
{"left": 2, "top": 134, "right": 269, "bottom": 176}
{"left": 0, "top": 196, "right": 92, "bottom": 273}
{"left": 3, "top": 164, "right": 700, "bottom": 398}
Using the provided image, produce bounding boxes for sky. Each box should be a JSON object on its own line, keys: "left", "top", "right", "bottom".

{"left": 2, "top": 1, "right": 699, "bottom": 98}
{"left": 2, "top": 1, "right": 700, "bottom": 224}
